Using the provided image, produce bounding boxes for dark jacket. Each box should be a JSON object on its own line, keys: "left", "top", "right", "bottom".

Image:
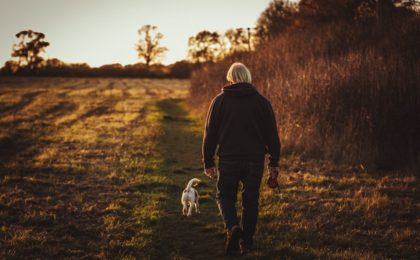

{"left": 202, "top": 82, "right": 281, "bottom": 169}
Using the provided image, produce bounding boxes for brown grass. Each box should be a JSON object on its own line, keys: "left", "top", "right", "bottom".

{"left": 256, "top": 156, "right": 418, "bottom": 258}
{"left": 0, "top": 77, "right": 418, "bottom": 259}
{"left": 190, "top": 16, "right": 420, "bottom": 171}
{"left": 0, "top": 77, "right": 188, "bottom": 258}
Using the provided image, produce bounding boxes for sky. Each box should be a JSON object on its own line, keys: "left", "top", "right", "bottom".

{"left": 0, "top": 0, "right": 274, "bottom": 67}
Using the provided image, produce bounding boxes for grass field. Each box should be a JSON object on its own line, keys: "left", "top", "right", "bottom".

{"left": 0, "top": 77, "right": 418, "bottom": 259}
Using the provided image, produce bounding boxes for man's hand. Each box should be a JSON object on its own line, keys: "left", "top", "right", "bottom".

{"left": 267, "top": 166, "right": 280, "bottom": 189}
{"left": 204, "top": 167, "right": 217, "bottom": 179}
{"left": 268, "top": 166, "right": 280, "bottom": 179}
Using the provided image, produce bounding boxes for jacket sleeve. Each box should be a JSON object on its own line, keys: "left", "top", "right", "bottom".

{"left": 202, "top": 97, "right": 220, "bottom": 169}
{"left": 264, "top": 100, "right": 281, "bottom": 167}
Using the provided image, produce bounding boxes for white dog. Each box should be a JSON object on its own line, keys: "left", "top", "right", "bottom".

{"left": 181, "top": 178, "right": 200, "bottom": 216}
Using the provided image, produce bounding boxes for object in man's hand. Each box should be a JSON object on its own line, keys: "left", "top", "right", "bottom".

{"left": 268, "top": 166, "right": 279, "bottom": 178}
{"left": 267, "top": 176, "right": 279, "bottom": 189}
{"left": 204, "top": 167, "right": 217, "bottom": 179}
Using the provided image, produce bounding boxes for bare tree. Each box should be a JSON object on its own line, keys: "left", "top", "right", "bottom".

{"left": 187, "top": 31, "right": 224, "bottom": 64}
{"left": 298, "top": 0, "right": 417, "bottom": 26}
{"left": 12, "top": 30, "right": 50, "bottom": 69}
{"left": 255, "top": 0, "right": 297, "bottom": 41}
{"left": 136, "top": 25, "right": 168, "bottom": 67}
{"left": 224, "top": 28, "right": 252, "bottom": 54}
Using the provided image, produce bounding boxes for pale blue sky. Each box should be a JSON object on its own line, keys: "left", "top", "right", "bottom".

{"left": 0, "top": 0, "right": 275, "bottom": 67}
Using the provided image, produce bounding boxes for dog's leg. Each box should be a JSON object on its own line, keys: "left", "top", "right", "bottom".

{"left": 182, "top": 202, "right": 187, "bottom": 215}
{"left": 195, "top": 201, "right": 200, "bottom": 213}
{"left": 193, "top": 190, "right": 200, "bottom": 213}
{"left": 187, "top": 202, "right": 193, "bottom": 216}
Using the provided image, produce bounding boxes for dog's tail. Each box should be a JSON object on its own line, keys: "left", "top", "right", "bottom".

{"left": 186, "top": 178, "right": 200, "bottom": 191}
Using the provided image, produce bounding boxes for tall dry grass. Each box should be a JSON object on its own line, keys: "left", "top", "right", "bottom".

{"left": 190, "top": 16, "right": 420, "bottom": 171}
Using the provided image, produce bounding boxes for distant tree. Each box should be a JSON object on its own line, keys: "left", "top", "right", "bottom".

{"left": 169, "top": 60, "right": 195, "bottom": 78}
{"left": 224, "top": 28, "right": 252, "bottom": 54}
{"left": 136, "top": 25, "right": 168, "bottom": 67}
{"left": 69, "top": 63, "right": 90, "bottom": 70}
{"left": 97, "top": 63, "right": 124, "bottom": 77}
{"left": 0, "top": 60, "right": 19, "bottom": 75}
{"left": 299, "top": 0, "right": 368, "bottom": 23}
{"left": 187, "top": 31, "right": 224, "bottom": 64}
{"left": 11, "top": 30, "right": 50, "bottom": 70}
{"left": 40, "top": 58, "right": 65, "bottom": 76}
{"left": 45, "top": 58, "right": 65, "bottom": 68}
{"left": 255, "top": 0, "right": 297, "bottom": 41}
{"left": 298, "top": 0, "right": 416, "bottom": 25}
{"left": 99, "top": 63, "right": 123, "bottom": 70}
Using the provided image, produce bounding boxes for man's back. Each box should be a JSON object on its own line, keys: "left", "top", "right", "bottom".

{"left": 203, "top": 82, "right": 280, "bottom": 168}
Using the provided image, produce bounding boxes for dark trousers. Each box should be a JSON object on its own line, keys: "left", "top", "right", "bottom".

{"left": 216, "top": 159, "right": 264, "bottom": 246}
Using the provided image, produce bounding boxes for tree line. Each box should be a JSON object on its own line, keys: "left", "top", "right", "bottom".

{"left": 1, "top": 20, "right": 258, "bottom": 78}
{"left": 0, "top": 26, "right": 193, "bottom": 78}
{"left": 1, "top": 0, "right": 418, "bottom": 78}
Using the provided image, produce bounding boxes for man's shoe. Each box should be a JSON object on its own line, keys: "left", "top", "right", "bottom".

{"left": 239, "top": 243, "right": 251, "bottom": 255}
{"left": 239, "top": 240, "right": 252, "bottom": 255}
{"left": 225, "top": 225, "right": 242, "bottom": 256}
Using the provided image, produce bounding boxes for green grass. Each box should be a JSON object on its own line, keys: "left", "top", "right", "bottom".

{"left": 149, "top": 98, "right": 225, "bottom": 259}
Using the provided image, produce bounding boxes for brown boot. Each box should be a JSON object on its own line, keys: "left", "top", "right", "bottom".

{"left": 225, "top": 225, "right": 243, "bottom": 256}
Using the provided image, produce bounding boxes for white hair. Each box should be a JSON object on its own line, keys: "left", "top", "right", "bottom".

{"left": 226, "top": 62, "right": 252, "bottom": 84}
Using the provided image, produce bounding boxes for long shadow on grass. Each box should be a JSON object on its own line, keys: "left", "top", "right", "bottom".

{"left": 149, "top": 98, "right": 227, "bottom": 259}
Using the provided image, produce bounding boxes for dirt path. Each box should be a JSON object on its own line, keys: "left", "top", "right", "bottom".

{"left": 149, "top": 98, "right": 227, "bottom": 259}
